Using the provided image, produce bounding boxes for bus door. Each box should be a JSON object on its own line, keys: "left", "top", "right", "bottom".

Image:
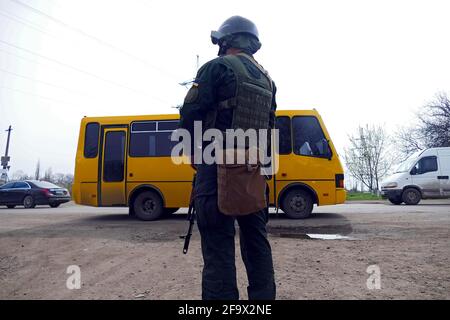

{"left": 100, "top": 127, "right": 128, "bottom": 206}
{"left": 273, "top": 116, "right": 292, "bottom": 206}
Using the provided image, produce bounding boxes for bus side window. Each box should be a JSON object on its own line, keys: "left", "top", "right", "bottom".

{"left": 275, "top": 116, "right": 292, "bottom": 154}
{"left": 292, "top": 116, "right": 331, "bottom": 158}
{"left": 84, "top": 122, "right": 100, "bottom": 158}
{"left": 130, "top": 120, "right": 178, "bottom": 157}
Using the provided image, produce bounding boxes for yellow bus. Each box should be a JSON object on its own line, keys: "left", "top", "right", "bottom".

{"left": 73, "top": 110, "right": 346, "bottom": 220}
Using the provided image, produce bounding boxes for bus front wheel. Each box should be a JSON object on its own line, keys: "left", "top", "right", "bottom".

{"left": 133, "top": 191, "right": 163, "bottom": 221}
{"left": 281, "top": 189, "right": 314, "bottom": 219}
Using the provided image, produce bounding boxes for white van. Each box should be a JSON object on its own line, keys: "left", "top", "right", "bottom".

{"left": 381, "top": 147, "right": 450, "bottom": 205}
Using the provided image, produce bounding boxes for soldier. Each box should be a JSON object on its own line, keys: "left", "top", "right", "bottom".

{"left": 179, "top": 16, "right": 277, "bottom": 300}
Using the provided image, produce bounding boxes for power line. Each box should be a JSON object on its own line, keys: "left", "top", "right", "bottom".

{"left": 0, "top": 38, "right": 143, "bottom": 96}
{"left": 0, "top": 85, "right": 75, "bottom": 105}
{"left": 0, "top": 46, "right": 97, "bottom": 86}
{"left": 9, "top": 0, "right": 181, "bottom": 83}
{"left": 0, "top": 47, "right": 169, "bottom": 106}
{"left": 0, "top": 10, "right": 176, "bottom": 106}
{"left": 0, "top": 7, "right": 182, "bottom": 88}
{"left": 0, "top": 38, "right": 170, "bottom": 105}
{"left": 0, "top": 66, "right": 167, "bottom": 108}
{"left": 0, "top": 66, "right": 98, "bottom": 100}
{"left": 0, "top": 9, "right": 57, "bottom": 39}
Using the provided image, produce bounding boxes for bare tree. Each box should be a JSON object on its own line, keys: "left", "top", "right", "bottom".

{"left": 8, "top": 168, "right": 73, "bottom": 193}
{"left": 34, "top": 159, "right": 41, "bottom": 180}
{"left": 62, "top": 173, "right": 74, "bottom": 193}
{"left": 53, "top": 173, "right": 65, "bottom": 185}
{"left": 395, "top": 126, "right": 425, "bottom": 161}
{"left": 396, "top": 92, "right": 450, "bottom": 158}
{"left": 344, "top": 124, "right": 397, "bottom": 193}
{"left": 11, "top": 170, "right": 32, "bottom": 181}
{"left": 49, "top": 172, "right": 73, "bottom": 191}
{"left": 419, "top": 92, "right": 450, "bottom": 148}
{"left": 63, "top": 174, "right": 74, "bottom": 184}
{"left": 44, "top": 167, "right": 53, "bottom": 181}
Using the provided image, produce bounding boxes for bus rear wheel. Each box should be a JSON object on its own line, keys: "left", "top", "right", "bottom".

{"left": 133, "top": 190, "right": 163, "bottom": 221}
{"left": 281, "top": 189, "right": 314, "bottom": 219}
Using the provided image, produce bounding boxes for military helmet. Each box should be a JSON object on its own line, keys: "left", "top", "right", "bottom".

{"left": 211, "top": 16, "right": 259, "bottom": 45}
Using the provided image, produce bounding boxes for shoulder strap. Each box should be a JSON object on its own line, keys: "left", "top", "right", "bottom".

{"left": 221, "top": 54, "right": 246, "bottom": 82}
{"left": 236, "top": 53, "right": 273, "bottom": 91}
{"left": 217, "top": 55, "right": 245, "bottom": 110}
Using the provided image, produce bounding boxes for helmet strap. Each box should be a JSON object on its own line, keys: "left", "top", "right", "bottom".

{"left": 218, "top": 38, "right": 231, "bottom": 56}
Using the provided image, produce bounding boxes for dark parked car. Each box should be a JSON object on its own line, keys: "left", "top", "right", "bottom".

{"left": 0, "top": 180, "right": 71, "bottom": 208}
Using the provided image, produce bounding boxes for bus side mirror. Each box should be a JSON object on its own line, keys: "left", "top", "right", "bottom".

{"left": 410, "top": 167, "right": 417, "bottom": 175}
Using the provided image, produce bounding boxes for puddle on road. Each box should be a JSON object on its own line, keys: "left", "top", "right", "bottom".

{"left": 308, "top": 234, "right": 354, "bottom": 240}
{"left": 272, "top": 233, "right": 357, "bottom": 240}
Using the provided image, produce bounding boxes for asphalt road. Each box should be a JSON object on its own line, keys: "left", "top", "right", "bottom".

{"left": 0, "top": 200, "right": 449, "bottom": 299}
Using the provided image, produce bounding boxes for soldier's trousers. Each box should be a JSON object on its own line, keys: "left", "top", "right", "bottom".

{"left": 195, "top": 195, "right": 276, "bottom": 300}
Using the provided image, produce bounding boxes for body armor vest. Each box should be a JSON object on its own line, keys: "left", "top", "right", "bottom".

{"left": 208, "top": 53, "right": 273, "bottom": 132}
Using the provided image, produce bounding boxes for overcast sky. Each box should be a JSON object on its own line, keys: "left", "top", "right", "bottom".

{"left": 1, "top": 0, "right": 450, "bottom": 176}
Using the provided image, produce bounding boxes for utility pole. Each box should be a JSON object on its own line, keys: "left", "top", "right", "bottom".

{"left": 179, "top": 54, "right": 201, "bottom": 88}
{"left": 174, "top": 54, "right": 201, "bottom": 109}
{"left": 1, "top": 125, "right": 12, "bottom": 182}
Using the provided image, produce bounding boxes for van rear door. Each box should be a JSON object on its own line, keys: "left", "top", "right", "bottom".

{"left": 437, "top": 149, "right": 450, "bottom": 197}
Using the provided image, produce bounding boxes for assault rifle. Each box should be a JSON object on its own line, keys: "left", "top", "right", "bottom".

{"left": 180, "top": 173, "right": 196, "bottom": 254}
